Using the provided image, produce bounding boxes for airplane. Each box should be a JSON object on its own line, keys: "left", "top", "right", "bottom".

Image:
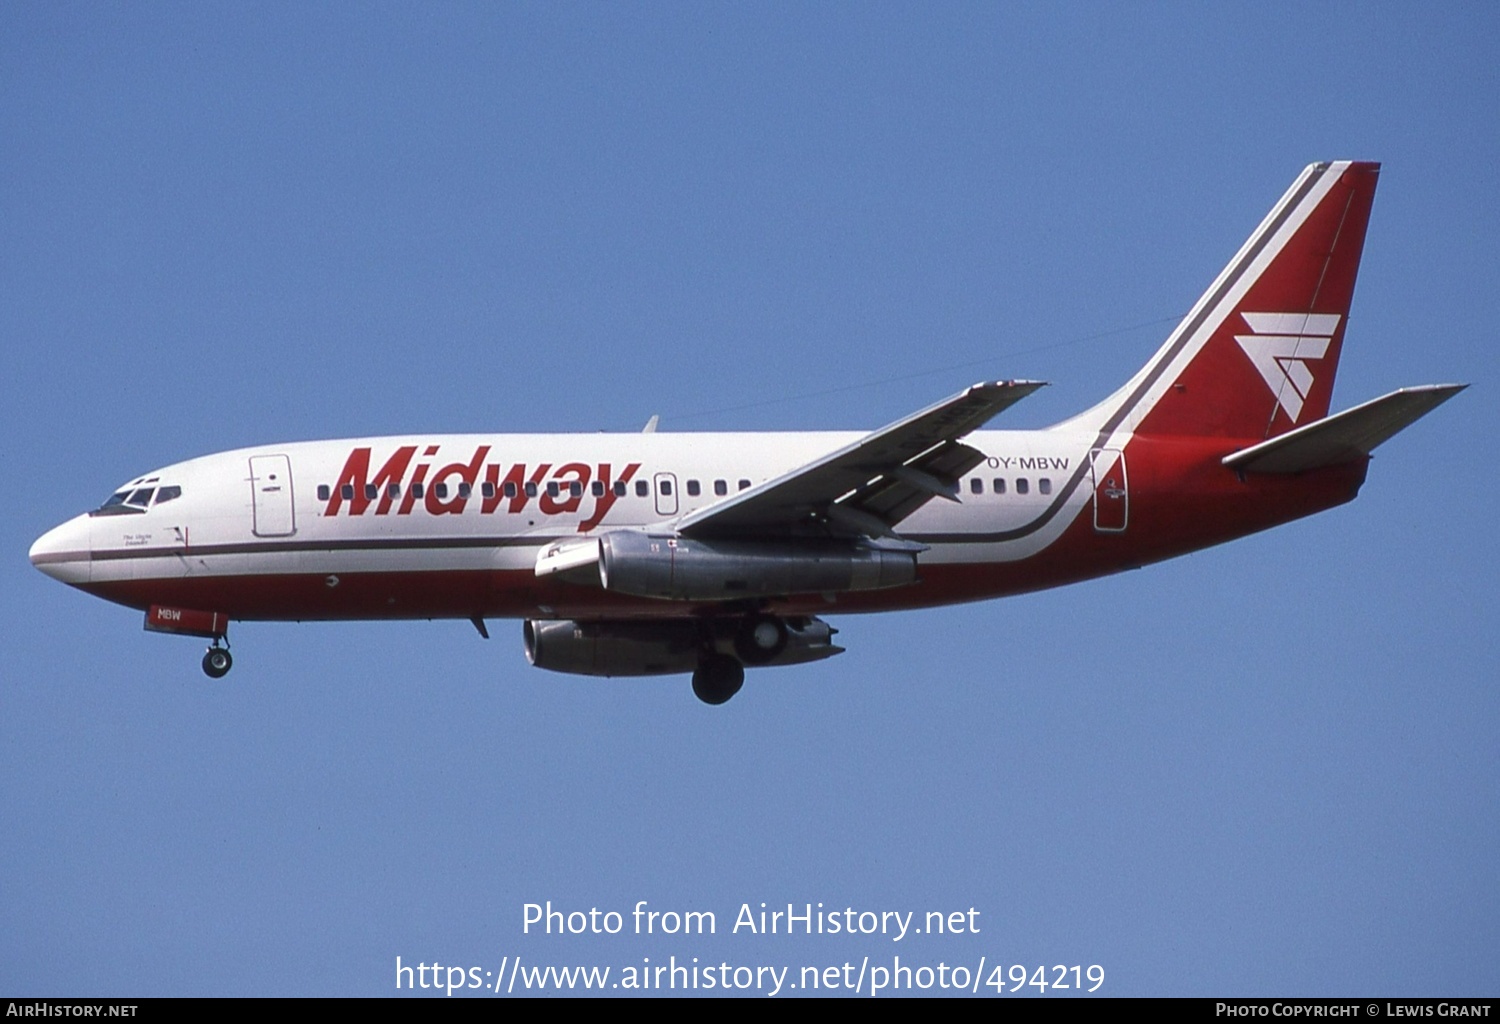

{"left": 29, "top": 160, "right": 1465, "bottom": 704}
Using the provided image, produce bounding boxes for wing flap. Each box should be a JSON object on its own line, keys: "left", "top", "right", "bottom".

{"left": 678, "top": 380, "right": 1045, "bottom": 538}
{"left": 1222, "top": 384, "right": 1466, "bottom": 474}
{"left": 838, "top": 439, "right": 985, "bottom": 525}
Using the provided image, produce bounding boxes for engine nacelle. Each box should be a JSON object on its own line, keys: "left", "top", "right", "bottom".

{"left": 524, "top": 616, "right": 843, "bottom": 678}
{"left": 597, "top": 531, "right": 917, "bottom": 602}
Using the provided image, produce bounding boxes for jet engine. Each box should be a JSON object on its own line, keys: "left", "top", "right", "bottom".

{"left": 595, "top": 531, "right": 918, "bottom": 602}
{"left": 523, "top": 615, "right": 843, "bottom": 677}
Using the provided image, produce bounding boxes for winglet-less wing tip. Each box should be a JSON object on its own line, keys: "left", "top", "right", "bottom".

{"left": 971, "top": 379, "right": 1048, "bottom": 394}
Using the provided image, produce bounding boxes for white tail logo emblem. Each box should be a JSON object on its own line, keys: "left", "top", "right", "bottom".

{"left": 1235, "top": 312, "right": 1341, "bottom": 422}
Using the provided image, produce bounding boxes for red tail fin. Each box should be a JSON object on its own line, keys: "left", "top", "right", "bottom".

{"left": 1073, "top": 162, "right": 1380, "bottom": 441}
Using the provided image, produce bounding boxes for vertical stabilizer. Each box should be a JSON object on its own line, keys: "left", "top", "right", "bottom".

{"left": 1065, "top": 161, "right": 1380, "bottom": 442}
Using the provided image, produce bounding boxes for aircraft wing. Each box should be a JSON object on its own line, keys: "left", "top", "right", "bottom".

{"left": 1222, "top": 384, "right": 1466, "bottom": 474}
{"left": 675, "top": 380, "right": 1046, "bottom": 539}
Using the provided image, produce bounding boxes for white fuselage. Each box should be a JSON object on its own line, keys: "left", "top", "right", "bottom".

{"left": 32, "top": 425, "right": 1133, "bottom": 623}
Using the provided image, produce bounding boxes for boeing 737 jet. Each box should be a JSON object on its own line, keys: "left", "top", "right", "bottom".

{"left": 30, "top": 161, "right": 1464, "bottom": 703}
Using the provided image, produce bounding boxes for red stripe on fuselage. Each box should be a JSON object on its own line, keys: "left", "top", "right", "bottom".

{"left": 77, "top": 449, "right": 1366, "bottom": 621}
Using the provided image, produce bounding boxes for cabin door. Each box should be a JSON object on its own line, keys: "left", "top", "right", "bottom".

{"left": 1089, "top": 448, "right": 1129, "bottom": 533}
{"left": 249, "top": 454, "right": 296, "bottom": 537}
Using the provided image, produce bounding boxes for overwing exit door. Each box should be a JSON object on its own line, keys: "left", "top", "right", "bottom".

{"left": 654, "top": 472, "right": 678, "bottom": 517}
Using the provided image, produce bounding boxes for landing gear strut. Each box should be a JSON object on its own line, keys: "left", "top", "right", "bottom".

{"left": 202, "top": 642, "right": 233, "bottom": 679}
{"left": 692, "top": 653, "right": 744, "bottom": 705}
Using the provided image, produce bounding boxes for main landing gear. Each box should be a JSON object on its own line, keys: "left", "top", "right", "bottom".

{"left": 691, "top": 653, "right": 744, "bottom": 705}
{"left": 733, "top": 614, "right": 788, "bottom": 665}
{"left": 202, "top": 642, "right": 233, "bottom": 679}
{"left": 689, "top": 615, "right": 800, "bottom": 704}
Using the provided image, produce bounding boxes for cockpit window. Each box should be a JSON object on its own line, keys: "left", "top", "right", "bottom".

{"left": 92, "top": 494, "right": 143, "bottom": 516}
{"left": 92, "top": 484, "right": 179, "bottom": 516}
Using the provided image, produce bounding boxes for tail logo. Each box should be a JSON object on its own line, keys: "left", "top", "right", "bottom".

{"left": 1234, "top": 312, "right": 1341, "bottom": 422}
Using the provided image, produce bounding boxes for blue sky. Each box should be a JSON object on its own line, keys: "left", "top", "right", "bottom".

{"left": 3, "top": 4, "right": 1496, "bottom": 997}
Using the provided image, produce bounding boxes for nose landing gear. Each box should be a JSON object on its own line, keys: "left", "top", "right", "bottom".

{"left": 202, "top": 642, "right": 233, "bottom": 679}
{"left": 143, "top": 606, "right": 236, "bottom": 679}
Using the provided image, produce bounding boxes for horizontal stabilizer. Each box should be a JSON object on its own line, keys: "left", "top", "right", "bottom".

{"left": 1222, "top": 384, "right": 1466, "bottom": 474}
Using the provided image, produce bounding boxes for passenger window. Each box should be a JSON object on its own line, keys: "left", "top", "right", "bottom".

{"left": 1039, "top": 478, "right": 1052, "bottom": 495}
{"left": 993, "top": 478, "right": 1006, "bottom": 494}
{"left": 458, "top": 482, "right": 471, "bottom": 499}
{"left": 660, "top": 480, "right": 673, "bottom": 496}
{"left": 156, "top": 485, "right": 182, "bottom": 504}
{"left": 546, "top": 482, "right": 559, "bottom": 497}
{"left": 364, "top": 484, "right": 378, "bottom": 500}
{"left": 435, "top": 483, "right": 449, "bottom": 499}
{"left": 504, "top": 482, "right": 517, "bottom": 498}
{"left": 739, "top": 479, "right": 751, "bottom": 491}
{"left": 341, "top": 484, "right": 354, "bottom": 500}
{"left": 524, "top": 482, "right": 538, "bottom": 498}
{"left": 592, "top": 481, "right": 605, "bottom": 497}
{"left": 412, "top": 483, "right": 425, "bottom": 498}
{"left": 569, "top": 482, "right": 582, "bottom": 498}
{"left": 1016, "top": 478, "right": 1029, "bottom": 495}
{"left": 317, "top": 485, "right": 330, "bottom": 502}
{"left": 482, "top": 482, "right": 495, "bottom": 499}
{"left": 613, "top": 481, "right": 626, "bottom": 497}
{"left": 388, "top": 483, "right": 401, "bottom": 499}
{"left": 687, "top": 480, "right": 701, "bottom": 497}
{"left": 635, "top": 480, "right": 648, "bottom": 497}
{"left": 970, "top": 478, "right": 983, "bottom": 495}
{"left": 714, "top": 480, "right": 727, "bottom": 496}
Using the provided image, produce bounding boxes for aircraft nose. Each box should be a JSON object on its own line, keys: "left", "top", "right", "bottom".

{"left": 30, "top": 514, "right": 92, "bottom": 584}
